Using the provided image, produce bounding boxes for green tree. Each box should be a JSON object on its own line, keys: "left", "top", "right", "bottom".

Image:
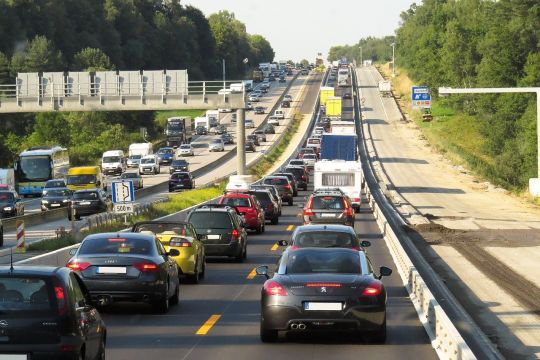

{"left": 73, "top": 48, "right": 115, "bottom": 71}
{"left": 0, "top": 51, "right": 10, "bottom": 84}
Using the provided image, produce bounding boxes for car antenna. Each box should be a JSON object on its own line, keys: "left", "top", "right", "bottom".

{"left": 9, "top": 247, "right": 14, "bottom": 273}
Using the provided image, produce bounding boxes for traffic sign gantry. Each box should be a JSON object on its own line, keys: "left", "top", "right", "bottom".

{"left": 412, "top": 86, "right": 431, "bottom": 109}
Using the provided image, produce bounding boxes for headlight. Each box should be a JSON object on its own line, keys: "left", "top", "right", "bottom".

{"left": 3, "top": 207, "right": 12, "bottom": 211}
{"left": 62, "top": 199, "right": 69, "bottom": 203}
{"left": 41, "top": 200, "right": 49, "bottom": 204}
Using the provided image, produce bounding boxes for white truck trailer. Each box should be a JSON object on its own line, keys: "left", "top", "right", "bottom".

{"left": 314, "top": 160, "right": 363, "bottom": 212}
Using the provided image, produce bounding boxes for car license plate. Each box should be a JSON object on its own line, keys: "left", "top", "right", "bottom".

{"left": 0, "top": 355, "right": 28, "bottom": 360}
{"left": 304, "top": 302, "right": 342, "bottom": 311}
{"left": 207, "top": 235, "right": 220, "bottom": 240}
{"left": 320, "top": 213, "right": 336, "bottom": 218}
{"left": 51, "top": 203, "right": 60, "bottom": 207}
{"left": 80, "top": 201, "right": 91, "bottom": 205}
{"left": 97, "top": 267, "right": 127, "bottom": 274}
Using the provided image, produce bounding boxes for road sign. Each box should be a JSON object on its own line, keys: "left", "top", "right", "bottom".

{"left": 111, "top": 180, "right": 135, "bottom": 204}
{"left": 113, "top": 203, "right": 134, "bottom": 214}
{"left": 412, "top": 86, "right": 431, "bottom": 109}
{"left": 15, "top": 220, "right": 25, "bottom": 253}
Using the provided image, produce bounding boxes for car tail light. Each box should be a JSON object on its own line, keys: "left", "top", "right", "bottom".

{"left": 284, "top": 184, "right": 291, "bottom": 190}
{"left": 266, "top": 203, "right": 274, "bottom": 211}
{"left": 66, "top": 261, "right": 91, "bottom": 271}
{"left": 353, "top": 197, "right": 361, "bottom": 203}
{"left": 264, "top": 280, "right": 287, "bottom": 296}
{"left": 170, "top": 238, "right": 192, "bottom": 247}
{"left": 54, "top": 285, "right": 68, "bottom": 316}
{"left": 290, "top": 245, "right": 300, "bottom": 250}
{"left": 231, "top": 229, "right": 240, "bottom": 240}
{"left": 61, "top": 344, "right": 78, "bottom": 352}
{"left": 301, "top": 175, "right": 306, "bottom": 180}
{"left": 362, "top": 282, "right": 382, "bottom": 296}
{"left": 134, "top": 262, "right": 159, "bottom": 272}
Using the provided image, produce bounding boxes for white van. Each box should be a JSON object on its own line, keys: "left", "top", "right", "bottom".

{"left": 127, "top": 143, "right": 153, "bottom": 168}
{"left": 274, "top": 109, "right": 285, "bottom": 119}
{"left": 139, "top": 155, "right": 160, "bottom": 175}
{"left": 314, "top": 160, "right": 363, "bottom": 212}
{"left": 101, "top": 150, "right": 126, "bottom": 176}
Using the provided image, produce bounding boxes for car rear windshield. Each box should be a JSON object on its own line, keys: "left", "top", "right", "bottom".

{"left": 0, "top": 277, "right": 53, "bottom": 314}
{"left": 171, "top": 173, "right": 190, "bottom": 180}
{"left": 312, "top": 196, "right": 345, "bottom": 210}
{"left": 45, "top": 180, "right": 65, "bottom": 188}
{"left": 263, "top": 178, "right": 287, "bottom": 186}
{"left": 172, "top": 160, "right": 188, "bottom": 166}
{"left": 180, "top": 145, "right": 191, "bottom": 149}
{"left": 294, "top": 231, "right": 357, "bottom": 248}
{"left": 189, "top": 212, "right": 233, "bottom": 229}
{"left": 221, "top": 197, "right": 251, "bottom": 208}
{"left": 286, "top": 251, "right": 361, "bottom": 274}
{"left": 250, "top": 191, "right": 271, "bottom": 204}
{"left": 73, "top": 192, "right": 98, "bottom": 200}
{"left": 289, "top": 160, "right": 304, "bottom": 166}
{"left": 79, "top": 237, "right": 152, "bottom": 255}
{"left": 285, "top": 168, "right": 304, "bottom": 180}
{"left": 303, "top": 154, "right": 317, "bottom": 159}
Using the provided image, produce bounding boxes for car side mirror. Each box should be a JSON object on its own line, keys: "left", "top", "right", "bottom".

{"left": 256, "top": 265, "right": 269, "bottom": 279}
{"left": 168, "top": 249, "right": 180, "bottom": 257}
{"left": 69, "top": 247, "right": 78, "bottom": 256}
{"left": 278, "top": 240, "right": 288, "bottom": 246}
{"left": 378, "top": 266, "right": 392, "bottom": 279}
{"left": 360, "top": 240, "right": 371, "bottom": 248}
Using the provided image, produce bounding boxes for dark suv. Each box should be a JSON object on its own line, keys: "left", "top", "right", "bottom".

{"left": 0, "top": 266, "right": 106, "bottom": 359}
{"left": 70, "top": 189, "right": 111, "bottom": 220}
{"left": 262, "top": 176, "right": 294, "bottom": 206}
{"left": 186, "top": 205, "right": 248, "bottom": 262}
{"left": 284, "top": 166, "right": 309, "bottom": 190}
{"left": 274, "top": 172, "right": 299, "bottom": 196}
{"left": 249, "top": 190, "right": 279, "bottom": 225}
{"left": 302, "top": 190, "right": 355, "bottom": 226}
{"left": 170, "top": 159, "right": 190, "bottom": 174}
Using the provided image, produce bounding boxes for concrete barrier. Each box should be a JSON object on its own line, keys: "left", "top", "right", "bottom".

{"left": 2, "top": 208, "right": 67, "bottom": 232}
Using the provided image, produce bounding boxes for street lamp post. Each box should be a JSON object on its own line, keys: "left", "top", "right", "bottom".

{"left": 390, "top": 43, "right": 395, "bottom": 77}
{"left": 359, "top": 46, "right": 363, "bottom": 67}
{"left": 439, "top": 86, "right": 540, "bottom": 196}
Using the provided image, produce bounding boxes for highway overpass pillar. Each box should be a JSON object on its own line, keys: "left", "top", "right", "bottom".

{"left": 236, "top": 108, "right": 246, "bottom": 175}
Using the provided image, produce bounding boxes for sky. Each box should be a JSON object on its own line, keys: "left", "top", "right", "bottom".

{"left": 184, "top": 0, "right": 417, "bottom": 62}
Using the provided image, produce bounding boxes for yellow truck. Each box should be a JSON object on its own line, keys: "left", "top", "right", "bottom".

{"left": 66, "top": 166, "right": 103, "bottom": 191}
{"left": 325, "top": 96, "right": 342, "bottom": 118}
{"left": 319, "top": 87, "right": 335, "bottom": 106}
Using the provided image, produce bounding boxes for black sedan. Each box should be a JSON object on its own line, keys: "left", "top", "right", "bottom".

{"left": 245, "top": 140, "right": 256, "bottom": 152}
{"left": 256, "top": 248, "right": 391, "bottom": 342}
{"left": 67, "top": 232, "right": 180, "bottom": 313}
{"left": 170, "top": 159, "right": 190, "bottom": 174}
{"left": 0, "top": 266, "right": 106, "bottom": 359}
{"left": 0, "top": 189, "right": 24, "bottom": 218}
{"left": 41, "top": 187, "right": 72, "bottom": 211}
{"left": 169, "top": 171, "right": 195, "bottom": 192}
{"left": 70, "top": 189, "right": 111, "bottom": 220}
{"left": 254, "top": 106, "right": 265, "bottom": 114}
{"left": 221, "top": 133, "right": 234, "bottom": 144}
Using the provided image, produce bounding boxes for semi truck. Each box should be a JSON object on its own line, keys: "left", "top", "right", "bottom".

{"left": 330, "top": 121, "right": 356, "bottom": 135}
{"left": 252, "top": 69, "right": 264, "bottom": 82}
{"left": 165, "top": 117, "right": 192, "bottom": 147}
{"left": 206, "top": 110, "right": 220, "bottom": 127}
{"left": 320, "top": 133, "right": 357, "bottom": 161}
{"left": 314, "top": 160, "right": 362, "bottom": 212}
{"left": 319, "top": 87, "right": 335, "bottom": 106}
{"left": 325, "top": 96, "right": 342, "bottom": 118}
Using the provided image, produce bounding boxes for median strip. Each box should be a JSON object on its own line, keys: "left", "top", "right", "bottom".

{"left": 195, "top": 314, "right": 221, "bottom": 335}
{"left": 246, "top": 268, "right": 257, "bottom": 280}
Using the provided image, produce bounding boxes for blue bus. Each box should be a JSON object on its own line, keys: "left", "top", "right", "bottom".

{"left": 14, "top": 146, "right": 70, "bottom": 196}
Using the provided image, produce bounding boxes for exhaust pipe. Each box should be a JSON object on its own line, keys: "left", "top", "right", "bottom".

{"left": 298, "top": 323, "right": 307, "bottom": 330}
{"left": 290, "top": 323, "right": 299, "bottom": 330}
{"left": 142, "top": 295, "right": 150, "bottom": 302}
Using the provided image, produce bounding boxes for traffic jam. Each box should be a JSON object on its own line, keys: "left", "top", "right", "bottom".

{"left": 0, "top": 62, "right": 394, "bottom": 359}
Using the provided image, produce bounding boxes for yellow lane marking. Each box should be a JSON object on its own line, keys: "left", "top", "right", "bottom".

{"left": 271, "top": 243, "right": 279, "bottom": 251}
{"left": 287, "top": 225, "right": 295, "bottom": 231}
{"left": 247, "top": 268, "right": 257, "bottom": 279}
{"left": 196, "top": 314, "right": 221, "bottom": 335}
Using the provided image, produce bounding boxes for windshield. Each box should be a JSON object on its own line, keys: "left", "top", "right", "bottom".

{"left": 18, "top": 155, "right": 52, "bottom": 181}
{"left": 286, "top": 251, "right": 361, "bottom": 274}
{"left": 0, "top": 277, "right": 53, "bottom": 314}
{"left": 0, "top": 192, "right": 15, "bottom": 202}
{"left": 133, "top": 223, "right": 194, "bottom": 238}
{"left": 45, "top": 180, "right": 65, "bottom": 188}
{"left": 79, "top": 236, "right": 152, "bottom": 255}
{"left": 43, "top": 189, "right": 71, "bottom": 197}
{"left": 171, "top": 173, "right": 189, "bottom": 180}
{"left": 73, "top": 192, "right": 99, "bottom": 200}
{"left": 221, "top": 197, "right": 251, "bottom": 208}
{"left": 129, "top": 155, "right": 141, "bottom": 160}
{"left": 180, "top": 145, "right": 191, "bottom": 149}
{"left": 172, "top": 160, "right": 188, "bottom": 166}
{"left": 141, "top": 158, "right": 155, "bottom": 164}
{"left": 312, "top": 196, "right": 345, "bottom": 210}
{"left": 294, "top": 231, "right": 356, "bottom": 248}
{"left": 158, "top": 149, "right": 173, "bottom": 154}
{"left": 263, "top": 178, "right": 287, "bottom": 185}
{"left": 211, "top": 139, "right": 222, "bottom": 144}
{"left": 189, "top": 212, "right": 232, "bottom": 229}
{"left": 304, "top": 154, "right": 317, "bottom": 159}
{"left": 67, "top": 174, "right": 96, "bottom": 185}
{"left": 167, "top": 121, "right": 183, "bottom": 131}
{"left": 103, "top": 156, "right": 121, "bottom": 163}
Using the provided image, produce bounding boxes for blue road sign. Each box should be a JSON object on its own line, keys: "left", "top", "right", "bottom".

{"left": 412, "top": 86, "right": 431, "bottom": 108}
{"left": 111, "top": 180, "right": 135, "bottom": 204}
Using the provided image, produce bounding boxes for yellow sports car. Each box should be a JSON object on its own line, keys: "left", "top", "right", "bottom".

{"left": 132, "top": 221, "right": 206, "bottom": 283}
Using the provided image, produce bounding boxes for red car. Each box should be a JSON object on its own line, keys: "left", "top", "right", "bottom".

{"left": 219, "top": 192, "right": 266, "bottom": 233}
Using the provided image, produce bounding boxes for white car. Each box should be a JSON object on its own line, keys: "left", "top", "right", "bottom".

{"left": 178, "top": 144, "right": 194, "bottom": 156}
{"left": 273, "top": 109, "right": 285, "bottom": 119}
{"left": 209, "top": 138, "right": 225, "bottom": 152}
{"left": 283, "top": 95, "right": 293, "bottom": 102}
{"left": 249, "top": 94, "right": 261, "bottom": 102}
{"left": 139, "top": 155, "right": 160, "bottom": 175}
{"left": 268, "top": 116, "right": 280, "bottom": 126}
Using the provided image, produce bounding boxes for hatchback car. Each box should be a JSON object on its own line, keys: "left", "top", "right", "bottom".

{"left": 256, "top": 248, "right": 391, "bottom": 342}
{"left": 245, "top": 140, "right": 257, "bottom": 152}
{"left": 195, "top": 126, "right": 208, "bottom": 135}
{"left": 249, "top": 94, "right": 261, "bottom": 102}
{"left": 170, "top": 159, "right": 190, "bottom": 173}
{"left": 214, "top": 125, "right": 227, "bottom": 135}
{"left": 186, "top": 205, "right": 248, "bottom": 261}
{"left": 219, "top": 193, "right": 265, "bottom": 233}
{"left": 221, "top": 133, "right": 234, "bottom": 145}
{"left": 254, "top": 106, "right": 265, "bottom": 114}
{"left": 70, "top": 189, "right": 111, "bottom": 220}
{"left": 302, "top": 154, "right": 318, "bottom": 168}
{"left": 169, "top": 172, "right": 195, "bottom": 192}
{"left": 0, "top": 266, "right": 107, "bottom": 359}
{"left": 254, "top": 130, "right": 267, "bottom": 142}
{"left": 132, "top": 221, "right": 206, "bottom": 283}
{"left": 179, "top": 144, "right": 194, "bottom": 157}
{"left": 284, "top": 166, "right": 309, "bottom": 190}
{"left": 247, "top": 134, "right": 260, "bottom": 146}
{"left": 41, "top": 187, "right": 72, "bottom": 211}
{"left": 67, "top": 232, "right": 180, "bottom": 313}
{"left": 281, "top": 224, "right": 371, "bottom": 250}
{"left": 288, "top": 159, "right": 307, "bottom": 171}
{"left": 264, "top": 124, "right": 276, "bottom": 134}
{"left": 283, "top": 95, "right": 293, "bottom": 102}
{"left": 249, "top": 189, "right": 279, "bottom": 225}
{"left": 249, "top": 184, "right": 282, "bottom": 215}
{"left": 209, "top": 138, "right": 225, "bottom": 152}
{"left": 139, "top": 155, "right": 160, "bottom": 175}
{"left": 302, "top": 190, "right": 355, "bottom": 226}
{"left": 262, "top": 176, "right": 294, "bottom": 206}
{"left": 120, "top": 171, "right": 144, "bottom": 189}
{"left": 157, "top": 147, "right": 175, "bottom": 165}
{"left": 274, "top": 172, "right": 299, "bottom": 197}
{"left": 0, "top": 189, "right": 24, "bottom": 217}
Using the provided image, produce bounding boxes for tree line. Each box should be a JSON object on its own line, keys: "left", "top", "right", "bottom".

{"left": 327, "top": 36, "right": 396, "bottom": 64}
{"left": 0, "top": 1, "right": 274, "bottom": 167}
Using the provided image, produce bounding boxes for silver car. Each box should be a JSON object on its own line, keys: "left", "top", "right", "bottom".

{"left": 209, "top": 138, "right": 225, "bottom": 152}
{"left": 245, "top": 119, "right": 255, "bottom": 128}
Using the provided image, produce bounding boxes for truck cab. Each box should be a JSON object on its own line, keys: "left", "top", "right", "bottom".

{"left": 101, "top": 150, "right": 126, "bottom": 176}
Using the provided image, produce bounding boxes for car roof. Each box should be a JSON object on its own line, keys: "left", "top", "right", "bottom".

{"left": 0, "top": 266, "right": 69, "bottom": 277}
{"left": 222, "top": 192, "right": 251, "bottom": 198}
{"left": 294, "top": 224, "right": 356, "bottom": 234}
{"left": 83, "top": 232, "right": 155, "bottom": 242}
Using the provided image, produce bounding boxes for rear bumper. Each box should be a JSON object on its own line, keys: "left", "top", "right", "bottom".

{"left": 84, "top": 278, "right": 167, "bottom": 303}
{"left": 303, "top": 216, "right": 354, "bottom": 227}
{"left": 73, "top": 205, "right": 103, "bottom": 216}
{"left": 0, "top": 336, "right": 85, "bottom": 360}
{"left": 203, "top": 241, "right": 241, "bottom": 257}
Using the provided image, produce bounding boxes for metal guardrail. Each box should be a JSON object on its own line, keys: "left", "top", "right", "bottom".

{"left": 351, "top": 68, "right": 500, "bottom": 360}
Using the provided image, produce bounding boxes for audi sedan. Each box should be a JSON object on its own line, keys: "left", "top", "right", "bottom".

{"left": 257, "top": 248, "right": 392, "bottom": 342}
{"left": 67, "top": 232, "right": 180, "bottom": 313}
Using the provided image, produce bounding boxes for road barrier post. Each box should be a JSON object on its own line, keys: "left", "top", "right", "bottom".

{"left": 15, "top": 220, "right": 25, "bottom": 253}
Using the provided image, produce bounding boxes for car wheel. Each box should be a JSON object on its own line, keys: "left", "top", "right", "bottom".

{"left": 372, "top": 317, "right": 387, "bottom": 344}
{"left": 170, "top": 280, "right": 180, "bottom": 305}
{"left": 153, "top": 285, "right": 170, "bottom": 314}
{"left": 188, "top": 261, "right": 200, "bottom": 284}
{"left": 95, "top": 336, "right": 106, "bottom": 360}
{"left": 200, "top": 258, "right": 206, "bottom": 279}
{"left": 256, "top": 223, "right": 262, "bottom": 234}
{"left": 288, "top": 199, "right": 293, "bottom": 206}
{"left": 234, "top": 244, "right": 244, "bottom": 263}
{"left": 242, "top": 244, "right": 247, "bottom": 259}
{"left": 260, "top": 321, "right": 278, "bottom": 343}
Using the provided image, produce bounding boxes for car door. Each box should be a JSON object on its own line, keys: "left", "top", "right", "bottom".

{"left": 156, "top": 240, "right": 177, "bottom": 293}
{"left": 70, "top": 273, "right": 101, "bottom": 359}
{"left": 187, "top": 224, "right": 204, "bottom": 270}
